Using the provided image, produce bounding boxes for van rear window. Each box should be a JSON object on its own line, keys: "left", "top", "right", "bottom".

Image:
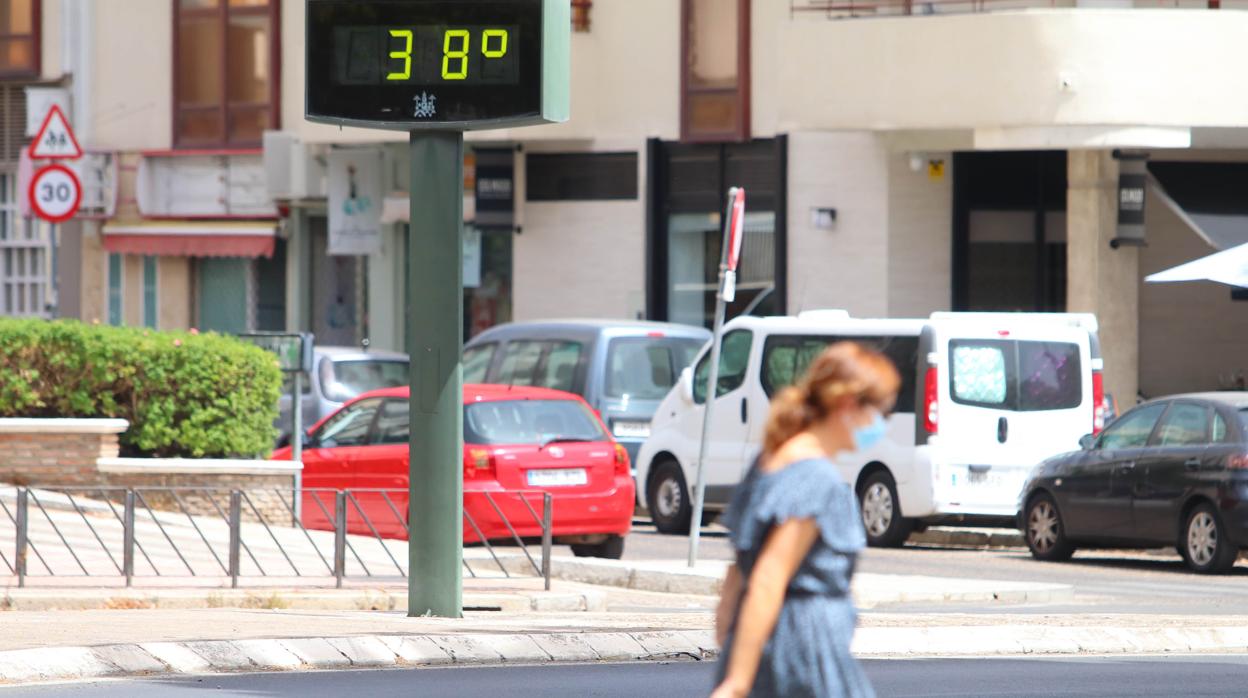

{"left": 950, "top": 340, "right": 1082, "bottom": 412}
{"left": 761, "top": 335, "right": 919, "bottom": 414}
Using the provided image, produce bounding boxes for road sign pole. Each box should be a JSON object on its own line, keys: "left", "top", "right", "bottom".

{"left": 689, "top": 188, "right": 743, "bottom": 568}
{"left": 407, "top": 129, "right": 465, "bottom": 618}
{"left": 292, "top": 369, "right": 304, "bottom": 525}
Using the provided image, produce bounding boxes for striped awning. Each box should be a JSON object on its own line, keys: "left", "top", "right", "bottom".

{"left": 101, "top": 221, "right": 278, "bottom": 258}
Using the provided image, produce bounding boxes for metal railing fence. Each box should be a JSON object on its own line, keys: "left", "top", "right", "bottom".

{"left": 0, "top": 486, "right": 552, "bottom": 590}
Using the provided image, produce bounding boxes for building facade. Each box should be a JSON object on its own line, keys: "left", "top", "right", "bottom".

{"left": 6, "top": 0, "right": 1248, "bottom": 406}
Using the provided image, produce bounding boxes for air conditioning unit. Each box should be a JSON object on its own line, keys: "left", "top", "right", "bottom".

{"left": 263, "top": 131, "right": 327, "bottom": 200}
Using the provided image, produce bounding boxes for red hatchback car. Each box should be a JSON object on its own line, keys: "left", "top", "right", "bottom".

{"left": 273, "top": 384, "right": 635, "bottom": 558}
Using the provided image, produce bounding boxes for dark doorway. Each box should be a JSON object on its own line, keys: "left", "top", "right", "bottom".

{"left": 646, "top": 137, "right": 787, "bottom": 327}
{"left": 953, "top": 151, "right": 1067, "bottom": 312}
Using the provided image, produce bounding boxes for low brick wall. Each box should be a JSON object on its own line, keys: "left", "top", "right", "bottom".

{"left": 0, "top": 419, "right": 302, "bottom": 523}
{"left": 0, "top": 419, "right": 126, "bottom": 485}
{"left": 95, "top": 459, "right": 302, "bottom": 523}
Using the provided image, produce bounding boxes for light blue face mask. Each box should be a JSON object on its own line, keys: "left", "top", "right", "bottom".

{"left": 852, "top": 413, "right": 887, "bottom": 452}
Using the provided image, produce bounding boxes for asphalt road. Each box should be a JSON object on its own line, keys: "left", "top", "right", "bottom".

{"left": 12, "top": 656, "right": 1248, "bottom": 697}
{"left": 604, "top": 519, "right": 1248, "bottom": 615}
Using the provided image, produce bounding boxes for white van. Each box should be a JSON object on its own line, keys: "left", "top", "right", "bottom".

{"left": 635, "top": 310, "right": 1105, "bottom": 546}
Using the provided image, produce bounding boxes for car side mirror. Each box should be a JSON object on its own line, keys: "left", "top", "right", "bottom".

{"left": 678, "top": 367, "right": 694, "bottom": 404}
{"left": 1079, "top": 434, "right": 1096, "bottom": 451}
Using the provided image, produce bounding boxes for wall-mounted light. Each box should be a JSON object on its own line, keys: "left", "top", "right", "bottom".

{"left": 811, "top": 207, "right": 837, "bottom": 231}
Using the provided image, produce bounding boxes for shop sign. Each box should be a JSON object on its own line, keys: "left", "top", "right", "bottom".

{"left": 328, "top": 149, "right": 383, "bottom": 256}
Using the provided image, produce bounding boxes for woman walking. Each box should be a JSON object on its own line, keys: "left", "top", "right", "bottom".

{"left": 711, "top": 343, "right": 900, "bottom": 698}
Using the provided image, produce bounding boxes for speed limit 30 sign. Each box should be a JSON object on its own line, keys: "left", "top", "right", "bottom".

{"left": 29, "top": 164, "right": 82, "bottom": 223}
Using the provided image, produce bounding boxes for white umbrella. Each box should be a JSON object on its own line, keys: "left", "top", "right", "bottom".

{"left": 1145, "top": 241, "right": 1248, "bottom": 288}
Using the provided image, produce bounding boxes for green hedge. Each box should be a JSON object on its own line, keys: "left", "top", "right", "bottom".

{"left": 0, "top": 318, "right": 282, "bottom": 458}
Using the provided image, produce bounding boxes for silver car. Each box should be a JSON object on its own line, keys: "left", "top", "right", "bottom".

{"left": 277, "top": 346, "right": 409, "bottom": 442}
{"left": 462, "top": 320, "right": 711, "bottom": 470}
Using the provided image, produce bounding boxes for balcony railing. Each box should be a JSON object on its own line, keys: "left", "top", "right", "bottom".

{"left": 790, "top": 0, "right": 1247, "bottom": 20}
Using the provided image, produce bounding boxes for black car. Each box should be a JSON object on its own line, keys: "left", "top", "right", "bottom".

{"left": 1019, "top": 392, "right": 1248, "bottom": 574}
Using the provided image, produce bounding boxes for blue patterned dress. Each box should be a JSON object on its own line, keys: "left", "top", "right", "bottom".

{"left": 716, "top": 457, "right": 875, "bottom": 698}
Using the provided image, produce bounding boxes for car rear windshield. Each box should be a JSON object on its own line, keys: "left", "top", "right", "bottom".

{"left": 605, "top": 337, "right": 705, "bottom": 400}
{"left": 321, "top": 359, "right": 409, "bottom": 401}
{"left": 464, "top": 399, "right": 608, "bottom": 445}
{"left": 950, "top": 340, "right": 1082, "bottom": 411}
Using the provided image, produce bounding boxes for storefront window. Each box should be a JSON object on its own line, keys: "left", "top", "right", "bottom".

{"left": 464, "top": 226, "right": 512, "bottom": 339}
{"left": 668, "top": 210, "right": 775, "bottom": 328}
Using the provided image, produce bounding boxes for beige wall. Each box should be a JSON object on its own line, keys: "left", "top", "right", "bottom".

{"left": 887, "top": 152, "right": 953, "bottom": 317}
{"left": 512, "top": 197, "right": 646, "bottom": 321}
{"left": 40, "top": 0, "right": 61, "bottom": 80}
{"left": 1138, "top": 192, "right": 1248, "bottom": 399}
{"left": 91, "top": 0, "right": 172, "bottom": 150}
{"left": 786, "top": 131, "right": 889, "bottom": 317}
{"left": 80, "top": 223, "right": 107, "bottom": 324}
{"left": 158, "top": 257, "right": 192, "bottom": 330}
{"left": 775, "top": 10, "right": 1248, "bottom": 136}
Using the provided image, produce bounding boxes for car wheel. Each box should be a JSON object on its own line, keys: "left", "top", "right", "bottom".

{"left": 858, "top": 471, "right": 913, "bottom": 547}
{"left": 571, "top": 535, "right": 625, "bottom": 560}
{"left": 1024, "top": 493, "right": 1076, "bottom": 562}
{"left": 1180, "top": 503, "right": 1238, "bottom": 575}
{"left": 647, "top": 459, "right": 692, "bottom": 535}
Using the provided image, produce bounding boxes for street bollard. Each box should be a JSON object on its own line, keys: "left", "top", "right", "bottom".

{"left": 15, "top": 488, "right": 27, "bottom": 588}
{"left": 123, "top": 490, "right": 136, "bottom": 587}
{"left": 334, "top": 491, "right": 347, "bottom": 589}
{"left": 228, "top": 490, "right": 242, "bottom": 589}
{"left": 542, "top": 493, "right": 553, "bottom": 591}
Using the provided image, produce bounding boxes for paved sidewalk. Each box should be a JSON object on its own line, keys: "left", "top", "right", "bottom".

{"left": 0, "top": 577, "right": 607, "bottom": 613}
{"left": 501, "top": 555, "right": 1072, "bottom": 607}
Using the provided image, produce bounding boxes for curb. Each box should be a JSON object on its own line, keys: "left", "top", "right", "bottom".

{"left": 6, "top": 624, "right": 1248, "bottom": 685}
{"left": 909, "top": 527, "right": 1025, "bottom": 549}
{"left": 0, "top": 588, "right": 608, "bottom": 614}
{"left": 0, "top": 630, "right": 717, "bottom": 685}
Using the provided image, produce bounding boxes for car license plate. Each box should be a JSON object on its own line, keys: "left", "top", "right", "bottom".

{"left": 612, "top": 420, "right": 651, "bottom": 439}
{"left": 967, "top": 468, "right": 1004, "bottom": 488}
{"left": 526, "top": 468, "right": 588, "bottom": 487}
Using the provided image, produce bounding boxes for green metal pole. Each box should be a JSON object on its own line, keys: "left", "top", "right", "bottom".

{"left": 407, "top": 130, "right": 464, "bottom": 618}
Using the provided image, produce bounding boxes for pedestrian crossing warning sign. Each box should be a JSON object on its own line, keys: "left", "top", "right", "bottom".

{"left": 28, "top": 104, "right": 82, "bottom": 160}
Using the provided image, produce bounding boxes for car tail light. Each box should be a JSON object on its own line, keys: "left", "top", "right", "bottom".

{"left": 1092, "top": 371, "right": 1106, "bottom": 434}
{"left": 1227, "top": 454, "right": 1248, "bottom": 470}
{"left": 463, "top": 447, "right": 495, "bottom": 479}
{"left": 923, "top": 367, "right": 939, "bottom": 434}
{"left": 613, "top": 443, "right": 630, "bottom": 476}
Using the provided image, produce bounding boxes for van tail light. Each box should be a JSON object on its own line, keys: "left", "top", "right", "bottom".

{"left": 1092, "top": 371, "right": 1106, "bottom": 435}
{"left": 613, "top": 443, "right": 631, "bottom": 476}
{"left": 464, "top": 447, "right": 495, "bottom": 480}
{"left": 1227, "top": 454, "right": 1248, "bottom": 470}
{"left": 923, "top": 368, "right": 939, "bottom": 434}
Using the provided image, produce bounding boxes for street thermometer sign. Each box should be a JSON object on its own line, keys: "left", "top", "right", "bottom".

{"left": 305, "top": 0, "right": 569, "bottom": 619}
{"left": 306, "top": 0, "right": 569, "bottom": 129}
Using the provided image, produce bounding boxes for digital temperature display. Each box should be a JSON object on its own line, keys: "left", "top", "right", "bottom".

{"left": 306, "top": 0, "right": 567, "bottom": 130}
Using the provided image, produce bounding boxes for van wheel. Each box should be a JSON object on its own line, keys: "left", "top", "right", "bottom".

{"left": 571, "top": 535, "right": 625, "bottom": 560}
{"left": 1180, "top": 503, "right": 1238, "bottom": 574}
{"left": 647, "top": 459, "right": 692, "bottom": 535}
{"left": 1024, "top": 493, "right": 1076, "bottom": 562}
{"left": 859, "top": 471, "right": 913, "bottom": 547}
